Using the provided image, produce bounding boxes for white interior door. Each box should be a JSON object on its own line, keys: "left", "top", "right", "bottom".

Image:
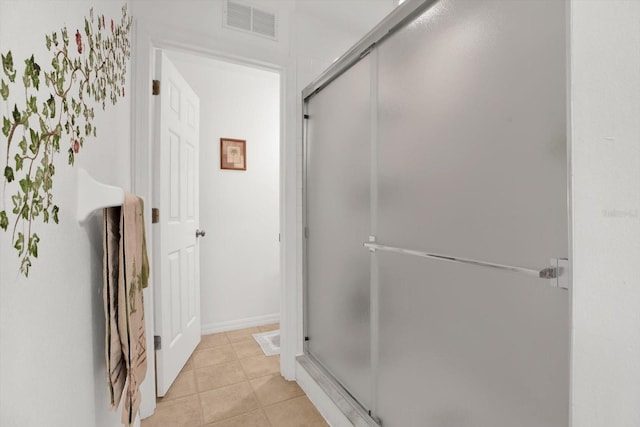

{"left": 153, "top": 51, "right": 201, "bottom": 397}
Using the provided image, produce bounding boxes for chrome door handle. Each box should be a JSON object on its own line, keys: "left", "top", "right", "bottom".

{"left": 196, "top": 229, "right": 206, "bottom": 238}
{"left": 364, "top": 242, "right": 569, "bottom": 290}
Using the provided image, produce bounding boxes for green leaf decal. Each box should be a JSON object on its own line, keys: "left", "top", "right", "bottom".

{"left": 2, "top": 51, "right": 16, "bottom": 82}
{"left": 20, "top": 257, "right": 31, "bottom": 277}
{"left": 0, "top": 211, "right": 8, "bottom": 231}
{"left": 12, "top": 104, "right": 20, "bottom": 122}
{"left": 28, "top": 95, "right": 37, "bottom": 113}
{"left": 4, "top": 166, "right": 14, "bottom": 182}
{"left": 18, "top": 136, "right": 27, "bottom": 154}
{"left": 14, "top": 154, "right": 23, "bottom": 171}
{"left": 15, "top": 232, "right": 24, "bottom": 255}
{"left": 47, "top": 95, "right": 55, "bottom": 118}
{"left": 27, "top": 56, "right": 41, "bottom": 90}
{"left": 19, "top": 177, "right": 32, "bottom": 193}
{"left": 29, "top": 234, "right": 40, "bottom": 258}
{"left": 52, "top": 205, "right": 60, "bottom": 224}
{"left": 2, "top": 117, "right": 10, "bottom": 137}
{"left": 1, "top": 5, "right": 133, "bottom": 277}
{"left": 0, "top": 79, "right": 8, "bottom": 100}
{"left": 11, "top": 194, "right": 22, "bottom": 214}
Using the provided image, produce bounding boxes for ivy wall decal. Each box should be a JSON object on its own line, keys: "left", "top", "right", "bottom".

{"left": 0, "top": 5, "right": 132, "bottom": 277}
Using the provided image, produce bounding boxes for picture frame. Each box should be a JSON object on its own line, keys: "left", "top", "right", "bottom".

{"left": 220, "top": 138, "right": 247, "bottom": 171}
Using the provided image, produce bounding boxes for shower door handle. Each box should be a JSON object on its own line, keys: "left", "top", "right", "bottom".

{"left": 364, "top": 242, "right": 569, "bottom": 290}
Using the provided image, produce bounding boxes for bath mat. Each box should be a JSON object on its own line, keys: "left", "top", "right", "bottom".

{"left": 253, "top": 330, "right": 280, "bottom": 356}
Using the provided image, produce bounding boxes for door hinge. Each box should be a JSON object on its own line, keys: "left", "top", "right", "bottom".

{"left": 304, "top": 227, "right": 309, "bottom": 239}
{"left": 152, "top": 79, "right": 160, "bottom": 96}
{"left": 154, "top": 335, "right": 162, "bottom": 350}
{"left": 152, "top": 208, "right": 160, "bottom": 224}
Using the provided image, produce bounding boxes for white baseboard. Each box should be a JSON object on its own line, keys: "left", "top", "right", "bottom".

{"left": 201, "top": 313, "right": 280, "bottom": 334}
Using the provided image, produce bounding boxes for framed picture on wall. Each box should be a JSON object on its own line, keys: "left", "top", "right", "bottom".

{"left": 220, "top": 138, "right": 247, "bottom": 171}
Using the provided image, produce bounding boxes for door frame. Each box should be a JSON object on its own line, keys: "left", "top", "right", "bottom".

{"left": 131, "top": 23, "right": 290, "bottom": 419}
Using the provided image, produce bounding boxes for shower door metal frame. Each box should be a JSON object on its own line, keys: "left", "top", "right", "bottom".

{"left": 301, "top": 3, "right": 447, "bottom": 425}
{"left": 301, "top": 0, "right": 437, "bottom": 355}
{"left": 300, "top": 0, "right": 574, "bottom": 425}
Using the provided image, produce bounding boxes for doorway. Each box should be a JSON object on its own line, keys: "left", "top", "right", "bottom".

{"left": 151, "top": 48, "right": 282, "bottom": 401}
{"left": 166, "top": 50, "right": 281, "bottom": 335}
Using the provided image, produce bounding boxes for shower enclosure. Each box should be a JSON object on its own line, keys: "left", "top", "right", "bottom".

{"left": 302, "top": 0, "right": 570, "bottom": 426}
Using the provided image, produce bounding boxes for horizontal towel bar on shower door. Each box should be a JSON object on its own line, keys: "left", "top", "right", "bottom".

{"left": 363, "top": 243, "right": 569, "bottom": 289}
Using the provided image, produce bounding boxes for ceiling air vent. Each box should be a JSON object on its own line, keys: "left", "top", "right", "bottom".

{"left": 224, "top": 1, "right": 277, "bottom": 40}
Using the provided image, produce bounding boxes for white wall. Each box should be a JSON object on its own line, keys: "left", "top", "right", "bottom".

{"left": 0, "top": 1, "right": 135, "bottom": 426}
{"left": 168, "top": 51, "right": 281, "bottom": 332}
{"left": 570, "top": 1, "right": 640, "bottom": 425}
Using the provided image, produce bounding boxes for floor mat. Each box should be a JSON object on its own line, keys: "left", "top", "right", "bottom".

{"left": 253, "top": 330, "right": 280, "bottom": 356}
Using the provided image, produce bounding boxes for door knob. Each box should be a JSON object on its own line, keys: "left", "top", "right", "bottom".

{"left": 196, "top": 229, "right": 206, "bottom": 238}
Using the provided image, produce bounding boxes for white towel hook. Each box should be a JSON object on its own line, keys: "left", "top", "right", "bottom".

{"left": 77, "top": 168, "right": 125, "bottom": 222}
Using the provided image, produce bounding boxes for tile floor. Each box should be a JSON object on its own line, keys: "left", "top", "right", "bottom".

{"left": 141, "top": 324, "right": 329, "bottom": 427}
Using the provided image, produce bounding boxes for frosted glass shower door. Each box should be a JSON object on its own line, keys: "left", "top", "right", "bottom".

{"left": 373, "top": 0, "right": 569, "bottom": 426}
{"left": 305, "top": 57, "right": 372, "bottom": 409}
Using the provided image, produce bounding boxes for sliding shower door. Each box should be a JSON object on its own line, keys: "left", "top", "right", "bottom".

{"left": 305, "top": 56, "right": 372, "bottom": 409}
{"left": 304, "top": 0, "right": 569, "bottom": 426}
{"left": 374, "top": 1, "right": 568, "bottom": 425}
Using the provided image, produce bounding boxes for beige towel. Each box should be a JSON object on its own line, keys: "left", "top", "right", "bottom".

{"left": 103, "top": 206, "right": 126, "bottom": 410}
{"left": 104, "top": 193, "right": 149, "bottom": 426}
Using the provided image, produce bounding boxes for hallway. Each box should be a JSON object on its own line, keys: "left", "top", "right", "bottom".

{"left": 142, "top": 325, "right": 327, "bottom": 426}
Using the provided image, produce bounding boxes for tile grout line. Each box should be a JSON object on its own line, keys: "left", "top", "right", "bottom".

{"left": 261, "top": 391, "right": 308, "bottom": 410}
{"left": 233, "top": 327, "right": 285, "bottom": 427}
{"left": 195, "top": 333, "right": 234, "bottom": 426}
{"left": 193, "top": 354, "right": 205, "bottom": 427}
{"left": 199, "top": 332, "right": 276, "bottom": 426}
{"left": 235, "top": 341, "right": 275, "bottom": 427}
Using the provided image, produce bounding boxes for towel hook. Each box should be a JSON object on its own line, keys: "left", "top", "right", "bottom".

{"left": 77, "top": 168, "right": 125, "bottom": 222}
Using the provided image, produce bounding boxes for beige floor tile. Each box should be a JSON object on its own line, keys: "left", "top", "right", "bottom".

{"left": 250, "top": 374, "right": 304, "bottom": 406}
{"left": 196, "top": 360, "right": 247, "bottom": 392}
{"left": 158, "top": 369, "right": 197, "bottom": 401}
{"left": 203, "top": 409, "right": 270, "bottom": 427}
{"left": 258, "top": 323, "right": 279, "bottom": 332}
{"left": 199, "top": 332, "right": 231, "bottom": 349}
{"left": 240, "top": 355, "right": 280, "bottom": 379}
{"left": 200, "top": 382, "right": 259, "bottom": 424}
{"left": 231, "top": 339, "right": 263, "bottom": 359}
{"left": 182, "top": 356, "right": 194, "bottom": 372}
{"left": 264, "top": 396, "right": 328, "bottom": 427}
{"left": 225, "top": 327, "right": 261, "bottom": 343}
{"left": 192, "top": 344, "right": 237, "bottom": 368}
{"left": 142, "top": 394, "right": 203, "bottom": 427}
